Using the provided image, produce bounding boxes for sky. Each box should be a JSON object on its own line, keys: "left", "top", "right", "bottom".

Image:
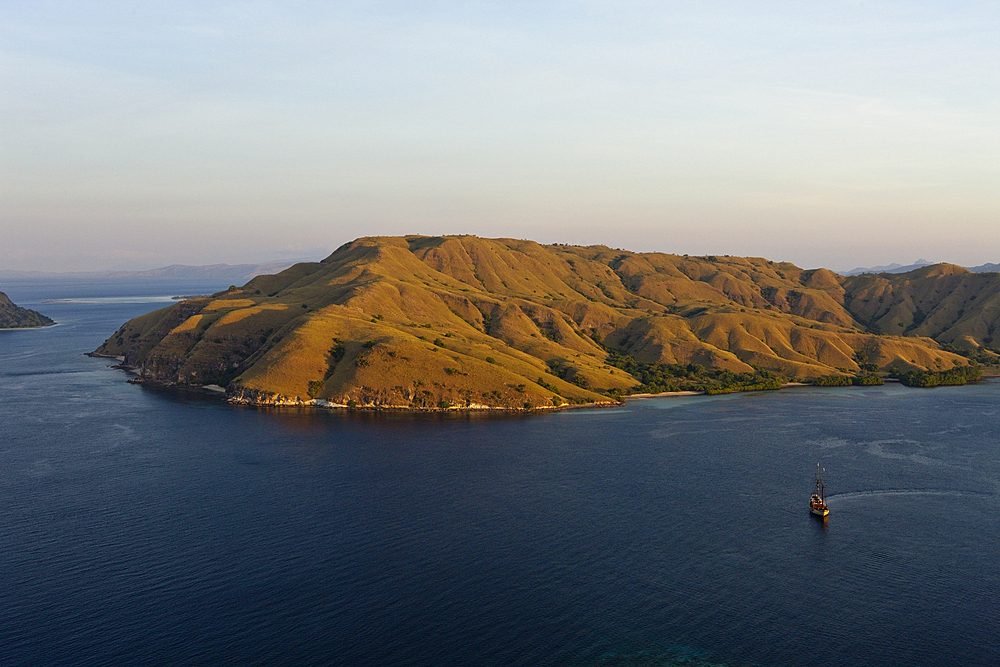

{"left": 2, "top": 1, "right": 998, "bottom": 272}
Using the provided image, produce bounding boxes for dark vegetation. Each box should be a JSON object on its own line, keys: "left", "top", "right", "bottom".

{"left": 894, "top": 365, "right": 982, "bottom": 388}
{"left": 811, "top": 376, "right": 852, "bottom": 387}
{"left": 606, "top": 352, "right": 784, "bottom": 396}
{"left": 812, "top": 374, "right": 884, "bottom": 387}
{"left": 939, "top": 342, "right": 1000, "bottom": 365}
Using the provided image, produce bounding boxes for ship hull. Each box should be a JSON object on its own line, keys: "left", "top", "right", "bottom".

{"left": 810, "top": 506, "right": 829, "bottom": 517}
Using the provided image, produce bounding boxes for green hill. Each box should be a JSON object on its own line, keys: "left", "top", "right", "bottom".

{"left": 0, "top": 291, "right": 54, "bottom": 329}
{"left": 93, "top": 236, "right": 986, "bottom": 410}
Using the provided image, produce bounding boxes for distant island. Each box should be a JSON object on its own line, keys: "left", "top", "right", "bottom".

{"left": 844, "top": 259, "right": 1000, "bottom": 275}
{"left": 0, "top": 291, "right": 55, "bottom": 329}
{"left": 93, "top": 235, "right": 998, "bottom": 411}
{"left": 0, "top": 261, "right": 298, "bottom": 283}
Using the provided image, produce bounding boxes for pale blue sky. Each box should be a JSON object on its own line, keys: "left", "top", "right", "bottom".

{"left": 2, "top": 1, "right": 998, "bottom": 271}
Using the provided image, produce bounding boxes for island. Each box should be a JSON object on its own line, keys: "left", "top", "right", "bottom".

{"left": 0, "top": 291, "right": 55, "bottom": 329}
{"left": 93, "top": 235, "right": 997, "bottom": 411}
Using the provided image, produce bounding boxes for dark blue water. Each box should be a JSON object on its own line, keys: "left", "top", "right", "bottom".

{"left": 2, "top": 279, "right": 999, "bottom": 667}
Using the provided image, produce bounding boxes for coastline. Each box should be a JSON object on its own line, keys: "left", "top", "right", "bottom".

{"left": 87, "top": 352, "right": 125, "bottom": 361}
{"left": 624, "top": 390, "right": 703, "bottom": 399}
{"left": 104, "top": 369, "right": 994, "bottom": 414}
{"left": 0, "top": 322, "right": 58, "bottom": 331}
{"left": 113, "top": 373, "right": 621, "bottom": 412}
{"left": 227, "top": 391, "right": 619, "bottom": 412}
{"left": 622, "top": 381, "right": 809, "bottom": 401}
{"left": 134, "top": 380, "right": 819, "bottom": 413}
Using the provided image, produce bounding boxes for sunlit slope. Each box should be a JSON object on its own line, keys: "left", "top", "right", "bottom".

{"left": 94, "top": 236, "right": 977, "bottom": 409}
{"left": 844, "top": 264, "right": 1000, "bottom": 351}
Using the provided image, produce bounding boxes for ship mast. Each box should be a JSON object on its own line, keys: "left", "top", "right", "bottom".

{"left": 810, "top": 463, "right": 830, "bottom": 516}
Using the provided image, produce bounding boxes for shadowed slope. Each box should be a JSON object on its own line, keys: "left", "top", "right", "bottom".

{"left": 0, "top": 291, "right": 54, "bottom": 329}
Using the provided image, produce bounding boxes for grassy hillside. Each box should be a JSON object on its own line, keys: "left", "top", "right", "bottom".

{"left": 94, "top": 236, "right": 983, "bottom": 410}
{"left": 843, "top": 264, "right": 1000, "bottom": 355}
{"left": 0, "top": 291, "right": 54, "bottom": 329}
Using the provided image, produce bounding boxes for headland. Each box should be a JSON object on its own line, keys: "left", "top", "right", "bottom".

{"left": 0, "top": 291, "right": 55, "bottom": 329}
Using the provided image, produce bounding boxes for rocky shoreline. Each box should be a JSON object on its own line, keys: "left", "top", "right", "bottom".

{"left": 112, "top": 369, "right": 619, "bottom": 412}
{"left": 100, "top": 365, "right": 994, "bottom": 414}
{"left": 102, "top": 368, "right": 827, "bottom": 413}
{"left": 228, "top": 382, "right": 617, "bottom": 412}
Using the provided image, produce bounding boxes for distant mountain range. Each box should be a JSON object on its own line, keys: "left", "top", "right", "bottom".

{"left": 4, "top": 257, "right": 997, "bottom": 282}
{"left": 0, "top": 261, "right": 301, "bottom": 283}
{"left": 845, "top": 260, "right": 1000, "bottom": 275}
{"left": 971, "top": 263, "right": 1000, "bottom": 273}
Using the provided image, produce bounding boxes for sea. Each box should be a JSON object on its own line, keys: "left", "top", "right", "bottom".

{"left": 1, "top": 277, "right": 998, "bottom": 667}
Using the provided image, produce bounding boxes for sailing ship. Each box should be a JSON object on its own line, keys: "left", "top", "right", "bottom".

{"left": 810, "top": 464, "right": 829, "bottom": 517}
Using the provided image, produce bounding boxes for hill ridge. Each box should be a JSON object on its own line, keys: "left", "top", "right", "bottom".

{"left": 94, "top": 235, "right": 996, "bottom": 410}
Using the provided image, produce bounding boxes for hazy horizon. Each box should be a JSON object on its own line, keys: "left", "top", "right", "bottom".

{"left": 0, "top": 240, "right": 989, "bottom": 278}
{"left": 3, "top": 2, "right": 998, "bottom": 272}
